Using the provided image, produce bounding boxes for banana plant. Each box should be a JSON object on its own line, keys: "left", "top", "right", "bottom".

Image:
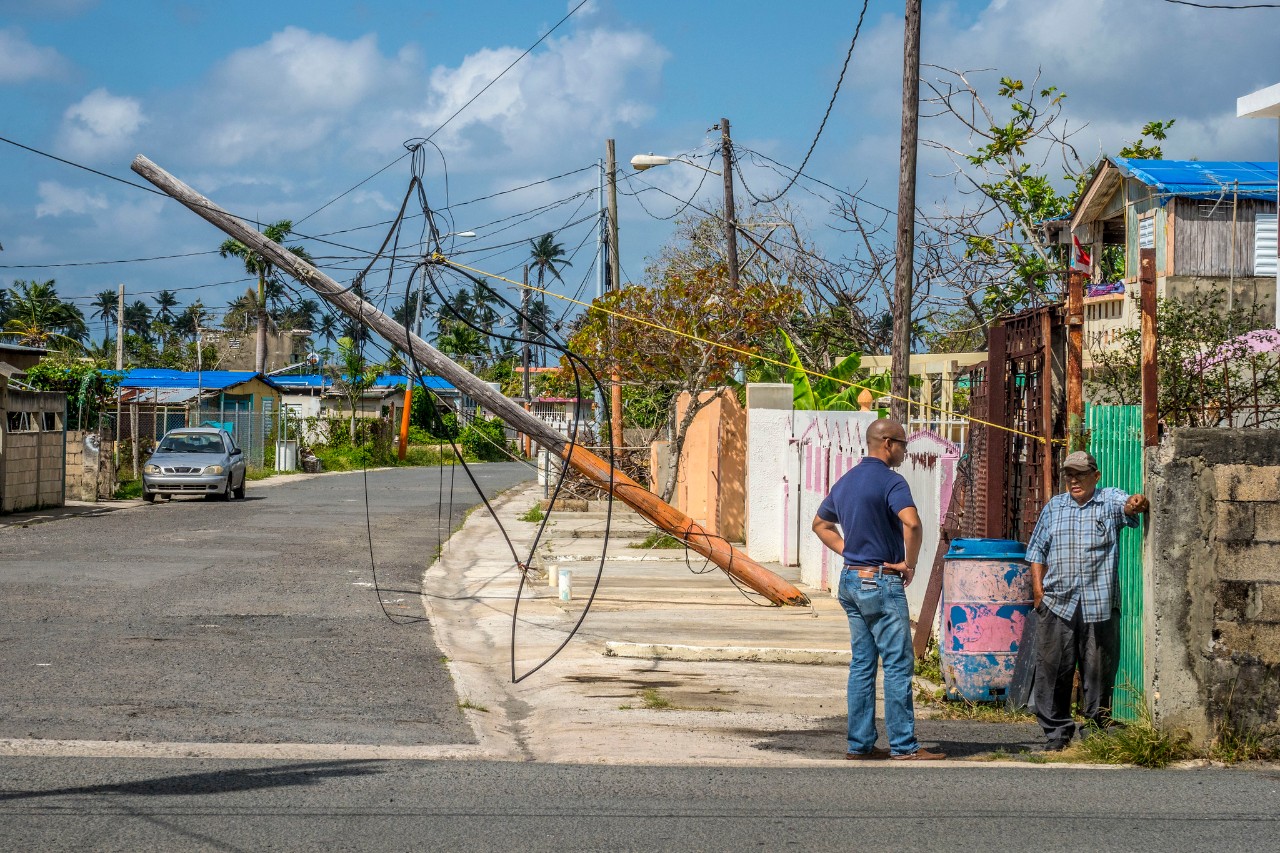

{"left": 781, "top": 332, "right": 898, "bottom": 412}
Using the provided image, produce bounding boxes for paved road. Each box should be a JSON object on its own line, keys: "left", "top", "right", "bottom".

{"left": 0, "top": 464, "right": 531, "bottom": 747}
{"left": 0, "top": 758, "right": 1277, "bottom": 851}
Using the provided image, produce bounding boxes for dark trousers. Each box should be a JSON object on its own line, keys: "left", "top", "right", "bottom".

{"left": 1032, "top": 603, "right": 1120, "bottom": 743}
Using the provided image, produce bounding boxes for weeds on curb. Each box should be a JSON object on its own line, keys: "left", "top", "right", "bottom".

{"left": 458, "top": 700, "right": 489, "bottom": 713}
{"left": 914, "top": 640, "right": 942, "bottom": 684}
{"left": 630, "top": 531, "right": 684, "bottom": 550}
{"left": 519, "top": 504, "right": 544, "bottom": 523}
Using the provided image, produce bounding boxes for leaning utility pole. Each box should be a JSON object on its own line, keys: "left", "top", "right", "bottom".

{"left": 114, "top": 283, "right": 125, "bottom": 467}
{"left": 890, "top": 0, "right": 922, "bottom": 423}
{"left": 131, "top": 154, "right": 809, "bottom": 608}
{"left": 718, "top": 117, "right": 740, "bottom": 290}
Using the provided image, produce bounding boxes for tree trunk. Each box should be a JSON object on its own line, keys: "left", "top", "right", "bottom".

{"left": 255, "top": 270, "right": 268, "bottom": 374}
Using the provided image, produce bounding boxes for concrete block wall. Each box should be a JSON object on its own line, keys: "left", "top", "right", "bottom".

{"left": 1147, "top": 429, "right": 1280, "bottom": 747}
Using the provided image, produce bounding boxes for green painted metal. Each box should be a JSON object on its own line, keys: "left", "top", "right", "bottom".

{"left": 1087, "top": 404, "right": 1145, "bottom": 722}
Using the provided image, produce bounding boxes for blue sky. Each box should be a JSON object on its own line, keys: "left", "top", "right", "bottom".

{"left": 2, "top": 0, "right": 1278, "bottom": 347}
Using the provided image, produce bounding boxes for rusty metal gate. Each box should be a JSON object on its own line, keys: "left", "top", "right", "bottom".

{"left": 953, "top": 304, "right": 1065, "bottom": 542}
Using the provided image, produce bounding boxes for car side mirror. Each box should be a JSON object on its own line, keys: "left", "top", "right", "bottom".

{"left": 231, "top": 448, "right": 242, "bottom": 456}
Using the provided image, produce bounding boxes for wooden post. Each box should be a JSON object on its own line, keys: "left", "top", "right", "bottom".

{"left": 131, "top": 154, "right": 809, "bottom": 607}
{"left": 983, "top": 322, "right": 1008, "bottom": 538}
{"left": 889, "top": 0, "right": 922, "bottom": 423}
{"left": 1140, "top": 248, "right": 1158, "bottom": 446}
{"left": 1040, "top": 307, "right": 1055, "bottom": 502}
{"left": 605, "top": 139, "right": 624, "bottom": 454}
{"left": 397, "top": 385, "right": 412, "bottom": 461}
{"left": 718, "top": 117, "right": 740, "bottom": 291}
{"left": 1066, "top": 270, "right": 1085, "bottom": 451}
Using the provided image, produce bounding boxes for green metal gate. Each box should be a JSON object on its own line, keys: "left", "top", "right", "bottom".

{"left": 1086, "top": 404, "right": 1144, "bottom": 722}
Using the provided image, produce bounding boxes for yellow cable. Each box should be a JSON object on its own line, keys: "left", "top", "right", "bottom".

{"left": 434, "top": 254, "right": 1051, "bottom": 445}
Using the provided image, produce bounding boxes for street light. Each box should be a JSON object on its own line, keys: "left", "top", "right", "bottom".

{"left": 631, "top": 117, "right": 740, "bottom": 289}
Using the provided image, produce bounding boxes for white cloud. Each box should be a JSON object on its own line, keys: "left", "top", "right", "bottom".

{"left": 411, "top": 27, "right": 669, "bottom": 170}
{"left": 0, "top": 27, "right": 69, "bottom": 83}
{"left": 57, "top": 88, "right": 147, "bottom": 160}
{"left": 190, "top": 27, "right": 417, "bottom": 166}
{"left": 35, "top": 181, "right": 107, "bottom": 217}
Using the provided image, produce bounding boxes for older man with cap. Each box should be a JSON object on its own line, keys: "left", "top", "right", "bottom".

{"left": 1025, "top": 450, "right": 1151, "bottom": 751}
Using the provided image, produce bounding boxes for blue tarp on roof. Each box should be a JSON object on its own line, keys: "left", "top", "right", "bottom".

{"left": 270, "top": 373, "right": 455, "bottom": 391}
{"left": 118, "top": 369, "right": 283, "bottom": 392}
{"left": 1114, "top": 158, "right": 1278, "bottom": 201}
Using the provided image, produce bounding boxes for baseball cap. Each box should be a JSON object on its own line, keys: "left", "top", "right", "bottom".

{"left": 1062, "top": 450, "right": 1098, "bottom": 473}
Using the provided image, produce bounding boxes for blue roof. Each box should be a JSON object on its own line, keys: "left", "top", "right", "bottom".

{"left": 269, "top": 373, "right": 455, "bottom": 392}
{"left": 1114, "top": 158, "right": 1277, "bottom": 201}
{"left": 118, "top": 369, "right": 283, "bottom": 392}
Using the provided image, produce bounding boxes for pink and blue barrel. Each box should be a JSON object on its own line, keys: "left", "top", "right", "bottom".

{"left": 941, "top": 538, "right": 1032, "bottom": 702}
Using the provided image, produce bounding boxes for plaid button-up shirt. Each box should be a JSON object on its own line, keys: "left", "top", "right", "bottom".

{"left": 1025, "top": 487, "right": 1138, "bottom": 623}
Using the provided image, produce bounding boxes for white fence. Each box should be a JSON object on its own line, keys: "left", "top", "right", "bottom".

{"left": 746, "top": 395, "right": 960, "bottom": 620}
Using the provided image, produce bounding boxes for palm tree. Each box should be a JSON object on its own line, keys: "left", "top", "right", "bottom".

{"left": 174, "top": 301, "right": 211, "bottom": 342}
{"left": 124, "top": 300, "right": 154, "bottom": 343}
{"left": 528, "top": 233, "right": 571, "bottom": 366}
{"left": 219, "top": 219, "right": 313, "bottom": 373}
{"left": 91, "top": 289, "right": 118, "bottom": 346}
{"left": 153, "top": 290, "right": 179, "bottom": 324}
{"left": 2, "top": 279, "right": 87, "bottom": 349}
{"left": 315, "top": 313, "right": 340, "bottom": 348}
{"left": 223, "top": 290, "right": 258, "bottom": 334}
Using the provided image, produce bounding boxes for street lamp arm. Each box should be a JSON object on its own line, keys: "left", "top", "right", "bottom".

{"left": 629, "top": 154, "right": 721, "bottom": 176}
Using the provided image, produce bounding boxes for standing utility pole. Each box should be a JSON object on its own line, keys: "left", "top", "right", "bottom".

{"left": 594, "top": 157, "right": 607, "bottom": 439}
{"left": 255, "top": 267, "right": 268, "bottom": 375}
{"left": 890, "top": 0, "right": 922, "bottom": 423}
{"left": 114, "top": 283, "right": 125, "bottom": 466}
{"left": 130, "top": 153, "right": 809, "bottom": 607}
{"left": 718, "top": 117, "right": 740, "bottom": 290}
{"left": 605, "top": 139, "right": 624, "bottom": 453}
{"left": 521, "top": 264, "right": 532, "bottom": 459}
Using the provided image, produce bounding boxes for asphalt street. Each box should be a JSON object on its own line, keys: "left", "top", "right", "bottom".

{"left": 0, "top": 758, "right": 1277, "bottom": 852}
{"left": 0, "top": 464, "right": 532, "bottom": 746}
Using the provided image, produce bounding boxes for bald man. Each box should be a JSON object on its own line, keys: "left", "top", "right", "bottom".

{"left": 812, "top": 418, "right": 945, "bottom": 761}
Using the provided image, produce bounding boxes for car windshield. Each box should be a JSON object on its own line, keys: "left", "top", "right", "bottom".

{"left": 157, "top": 434, "right": 224, "bottom": 454}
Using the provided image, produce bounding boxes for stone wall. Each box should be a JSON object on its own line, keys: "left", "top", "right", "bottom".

{"left": 64, "top": 430, "right": 116, "bottom": 501}
{"left": 1146, "top": 429, "right": 1280, "bottom": 747}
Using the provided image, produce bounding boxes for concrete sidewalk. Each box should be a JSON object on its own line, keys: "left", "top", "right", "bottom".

{"left": 426, "top": 482, "right": 1042, "bottom": 766}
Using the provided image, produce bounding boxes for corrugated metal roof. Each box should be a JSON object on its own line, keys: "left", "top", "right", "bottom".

{"left": 118, "top": 369, "right": 284, "bottom": 391}
{"left": 271, "top": 373, "right": 456, "bottom": 391}
{"left": 1114, "top": 158, "right": 1278, "bottom": 200}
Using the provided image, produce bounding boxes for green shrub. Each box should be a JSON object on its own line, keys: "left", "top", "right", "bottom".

{"left": 115, "top": 479, "right": 143, "bottom": 500}
{"left": 519, "top": 504, "right": 544, "bottom": 523}
{"left": 1076, "top": 703, "right": 1192, "bottom": 768}
{"left": 460, "top": 416, "right": 508, "bottom": 461}
{"left": 630, "top": 530, "right": 684, "bottom": 549}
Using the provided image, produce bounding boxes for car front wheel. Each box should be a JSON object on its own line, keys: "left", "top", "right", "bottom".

{"left": 143, "top": 491, "right": 156, "bottom": 503}
{"left": 233, "top": 475, "right": 246, "bottom": 500}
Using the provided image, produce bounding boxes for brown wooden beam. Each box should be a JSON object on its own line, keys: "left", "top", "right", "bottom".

{"left": 131, "top": 154, "right": 810, "bottom": 607}
{"left": 1066, "top": 270, "right": 1085, "bottom": 450}
{"left": 1139, "top": 248, "right": 1158, "bottom": 446}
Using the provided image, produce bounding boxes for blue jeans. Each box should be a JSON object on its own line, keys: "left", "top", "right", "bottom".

{"left": 837, "top": 569, "right": 918, "bottom": 756}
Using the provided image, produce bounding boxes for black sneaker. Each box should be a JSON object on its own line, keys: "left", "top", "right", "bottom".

{"left": 1043, "top": 739, "right": 1070, "bottom": 752}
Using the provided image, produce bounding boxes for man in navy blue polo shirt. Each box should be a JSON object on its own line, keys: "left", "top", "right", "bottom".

{"left": 812, "top": 418, "right": 945, "bottom": 761}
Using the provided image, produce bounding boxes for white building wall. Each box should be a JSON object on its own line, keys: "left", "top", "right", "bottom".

{"left": 744, "top": 384, "right": 960, "bottom": 621}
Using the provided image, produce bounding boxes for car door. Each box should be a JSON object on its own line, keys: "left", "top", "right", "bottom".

{"left": 223, "top": 430, "right": 246, "bottom": 484}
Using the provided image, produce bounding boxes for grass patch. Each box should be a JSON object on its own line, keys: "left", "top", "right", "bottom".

{"left": 458, "top": 699, "right": 489, "bottom": 713}
{"left": 640, "top": 688, "right": 672, "bottom": 710}
{"left": 313, "top": 443, "right": 462, "bottom": 473}
{"left": 1074, "top": 704, "right": 1193, "bottom": 768}
{"left": 519, "top": 504, "right": 544, "bottom": 523}
{"left": 114, "top": 479, "right": 143, "bottom": 500}
{"left": 914, "top": 640, "right": 942, "bottom": 683}
{"left": 630, "top": 531, "right": 684, "bottom": 550}
{"left": 246, "top": 468, "right": 280, "bottom": 481}
{"left": 918, "top": 692, "right": 1035, "bottom": 724}
{"left": 1208, "top": 719, "right": 1276, "bottom": 763}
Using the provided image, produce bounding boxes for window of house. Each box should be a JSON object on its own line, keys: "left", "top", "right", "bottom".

{"left": 1255, "top": 213, "right": 1277, "bottom": 277}
{"left": 1139, "top": 216, "right": 1155, "bottom": 250}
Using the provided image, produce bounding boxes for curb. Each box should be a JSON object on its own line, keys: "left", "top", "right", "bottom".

{"left": 604, "top": 641, "right": 852, "bottom": 666}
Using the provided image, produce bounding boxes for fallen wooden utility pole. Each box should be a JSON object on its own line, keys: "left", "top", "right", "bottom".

{"left": 131, "top": 154, "right": 809, "bottom": 607}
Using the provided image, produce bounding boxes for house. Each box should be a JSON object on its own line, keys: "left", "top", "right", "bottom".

{"left": 1057, "top": 158, "right": 1277, "bottom": 366}
{"left": 117, "top": 369, "right": 283, "bottom": 466}
{"left": 201, "top": 325, "right": 314, "bottom": 374}
{"left": 0, "top": 375, "right": 67, "bottom": 513}
{"left": 0, "top": 341, "right": 48, "bottom": 382}
{"left": 271, "top": 373, "right": 459, "bottom": 443}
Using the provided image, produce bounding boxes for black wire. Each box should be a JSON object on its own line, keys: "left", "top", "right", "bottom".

{"left": 294, "top": 0, "right": 592, "bottom": 227}
{"left": 620, "top": 153, "right": 715, "bottom": 221}
{"left": 743, "top": 0, "right": 870, "bottom": 205}
{"left": 1159, "top": 0, "right": 1279, "bottom": 7}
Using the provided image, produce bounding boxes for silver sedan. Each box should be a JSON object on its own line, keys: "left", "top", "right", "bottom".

{"left": 141, "top": 427, "right": 247, "bottom": 502}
